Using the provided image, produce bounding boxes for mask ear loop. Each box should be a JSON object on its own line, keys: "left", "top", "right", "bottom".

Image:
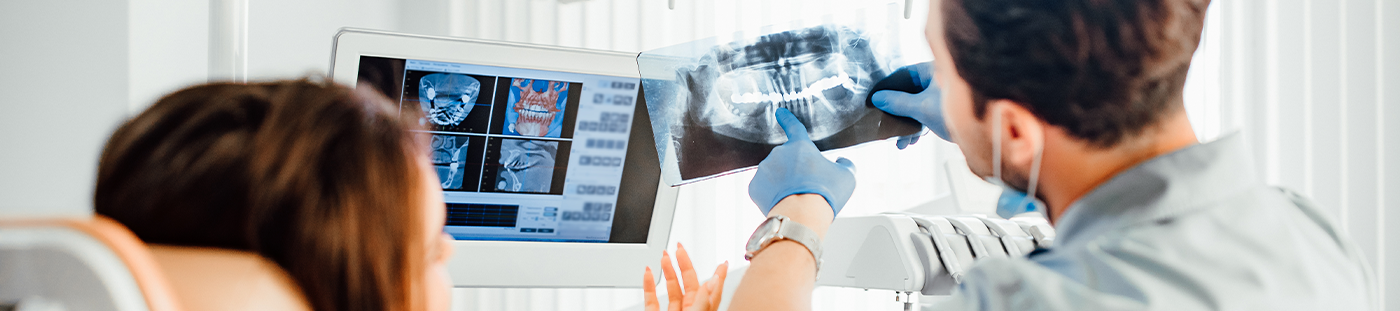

{"left": 991, "top": 110, "right": 1003, "bottom": 182}
{"left": 995, "top": 107, "right": 1045, "bottom": 212}
{"left": 1020, "top": 127, "right": 1044, "bottom": 211}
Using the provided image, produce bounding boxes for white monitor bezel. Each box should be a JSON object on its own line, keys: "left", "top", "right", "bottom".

{"left": 330, "top": 28, "right": 677, "bottom": 288}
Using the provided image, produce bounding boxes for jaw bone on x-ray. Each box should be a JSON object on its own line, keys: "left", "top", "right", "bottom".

{"left": 640, "top": 24, "right": 922, "bottom": 185}
{"left": 496, "top": 139, "right": 558, "bottom": 193}
{"left": 689, "top": 25, "right": 881, "bottom": 144}
{"left": 419, "top": 73, "right": 481, "bottom": 127}
{"left": 431, "top": 134, "right": 471, "bottom": 190}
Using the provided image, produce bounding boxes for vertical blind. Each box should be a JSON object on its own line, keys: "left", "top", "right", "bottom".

{"left": 1214, "top": 1, "right": 1398, "bottom": 310}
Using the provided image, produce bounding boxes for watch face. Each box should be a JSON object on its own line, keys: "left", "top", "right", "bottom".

{"left": 746, "top": 217, "right": 783, "bottom": 251}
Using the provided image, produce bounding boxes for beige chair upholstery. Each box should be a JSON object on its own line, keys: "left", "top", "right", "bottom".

{"left": 0, "top": 216, "right": 182, "bottom": 311}
{"left": 148, "top": 245, "right": 311, "bottom": 311}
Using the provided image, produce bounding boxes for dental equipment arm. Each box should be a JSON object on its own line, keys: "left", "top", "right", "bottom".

{"left": 816, "top": 213, "right": 1055, "bottom": 296}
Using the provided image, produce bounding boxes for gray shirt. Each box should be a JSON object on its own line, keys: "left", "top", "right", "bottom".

{"left": 930, "top": 134, "right": 1375, "bottom": 310}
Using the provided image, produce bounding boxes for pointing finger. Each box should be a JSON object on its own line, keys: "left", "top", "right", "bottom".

{"left": 774, "top": 108, "right": 811, "bottom": 144}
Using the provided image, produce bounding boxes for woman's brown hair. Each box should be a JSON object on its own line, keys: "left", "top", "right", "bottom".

{"left": 94, "top": 79, "right": 431, "bottom": 311}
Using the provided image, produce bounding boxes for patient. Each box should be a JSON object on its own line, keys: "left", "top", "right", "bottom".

{"left": 93, "top": 80, "right": 453, "bottom": 311}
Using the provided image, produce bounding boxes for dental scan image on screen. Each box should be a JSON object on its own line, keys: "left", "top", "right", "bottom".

{"left": 430, "top": 133, "right": 486, "bottom": 191}
{"left": 639, "top": 24, "right": 923, "bottom": 185}
{"left": 407, "top": 71, "right": 498, "bottom": 133}
{"left": 356, "top": 56, "right": 643, "bottom": 243}
{"left": 494, "top": 138, "right": 558, "bottom": 193}
{"left": 504, "top": 79, "right": 570, "bottom": 138}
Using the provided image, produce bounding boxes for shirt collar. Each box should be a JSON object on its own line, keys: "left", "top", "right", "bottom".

{"left": 1051, "top": 133, "right": 1259, "bottom": 246}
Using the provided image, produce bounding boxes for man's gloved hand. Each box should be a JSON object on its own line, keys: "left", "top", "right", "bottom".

{"left": 748, "top": 108, "right": 858, "bottom": 216}
{"left": 870, "top": 62, "right": 951, "bottom": 149}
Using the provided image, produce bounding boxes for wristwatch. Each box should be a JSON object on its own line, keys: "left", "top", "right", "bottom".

{"left": 744, "top": 215, "right": 823, "bottom": 274}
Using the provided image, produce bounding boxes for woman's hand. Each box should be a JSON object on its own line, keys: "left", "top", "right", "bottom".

{"left": 644, "top": 243, "right": 729, "bottom": 311}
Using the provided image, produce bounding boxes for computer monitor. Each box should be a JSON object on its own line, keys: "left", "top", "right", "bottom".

{"left": 330, "top": 29, "right": 678, "bottom": 288}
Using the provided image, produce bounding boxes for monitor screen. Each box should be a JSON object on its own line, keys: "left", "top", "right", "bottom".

{"left": 356, "top": 55, "right": 654, "bottom": 243}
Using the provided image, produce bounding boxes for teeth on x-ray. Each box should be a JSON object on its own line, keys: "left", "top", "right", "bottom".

{"left": 495, "top": 139, "right": 558, "bottom": 193}
{"left": 681, "top": 25, "right": 883, "bottom": 144}
{"left": 430, "top": 135, "right": 470, "bottom": 190}
{"left": 419, "top": 73, "right": 481, "bottom": 127}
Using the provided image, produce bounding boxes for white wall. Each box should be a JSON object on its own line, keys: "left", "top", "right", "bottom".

{"left": 0, "top": 0, "right": 402, "bottom": 216}
{"left": 244, "top": 0, "right": 399, "bottom": 81}
{"left": 129, "top": 0, "right": 210, "bottom": 112}
{"left": 0, "top": 1, "right": 132, "bottom": 217}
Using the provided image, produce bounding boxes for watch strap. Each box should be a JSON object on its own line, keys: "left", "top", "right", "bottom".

{"left": 776, "top": 218, "right": 823, "bottom": 266}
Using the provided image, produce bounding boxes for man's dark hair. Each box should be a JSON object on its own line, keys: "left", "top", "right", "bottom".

{"left": 942, "top": 0, "right": 1210, "bottom": 148}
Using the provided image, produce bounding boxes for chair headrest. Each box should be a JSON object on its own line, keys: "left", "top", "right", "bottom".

{"left": 0, "top": 216, "right": 183, "bottom": 311}
{"left": 147, "top": 245, "right": 311, "bottom": 311}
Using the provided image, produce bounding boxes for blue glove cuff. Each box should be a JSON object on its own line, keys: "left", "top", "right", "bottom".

{"left": 763, "top": 187, "right": 842, "bottom": 216}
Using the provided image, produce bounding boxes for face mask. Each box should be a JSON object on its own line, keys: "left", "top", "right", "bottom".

{"left": 984, "top": 112, "right": 1045, "bottom": 219}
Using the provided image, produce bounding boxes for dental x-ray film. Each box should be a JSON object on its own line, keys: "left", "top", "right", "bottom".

{"left": 640, "top": 24, "right": 922, "bottom": 185}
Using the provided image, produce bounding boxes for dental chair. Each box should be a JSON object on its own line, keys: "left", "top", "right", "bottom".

{"left": 148, "top": 245, "right": 310, "bottom": 311}
{"left": 0, "top": 217, "right": 310, "bottom": 311}
{"left": 0, "top": 217, "right": 182, "bottom": 311}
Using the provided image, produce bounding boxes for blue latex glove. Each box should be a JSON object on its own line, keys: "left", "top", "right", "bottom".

{"left": 748, "top": 108, "right": 858, "bottom": 216}
{"left": 870, "top": 62, "right": 951, "bottom": 149}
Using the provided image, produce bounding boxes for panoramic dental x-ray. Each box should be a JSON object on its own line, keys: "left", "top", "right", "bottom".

{"left": 641, "top": 24, "right": 921, "bottom": 184}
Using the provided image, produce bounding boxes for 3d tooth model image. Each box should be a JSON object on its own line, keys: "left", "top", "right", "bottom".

{"left": 508, "top": 78, "right": 569, "bottom": 137}
{"left": 418, "top": 73, "right": 481, "bottom": 127}
{"left": 682, "top": 24, "right": 885, "bottom": 145}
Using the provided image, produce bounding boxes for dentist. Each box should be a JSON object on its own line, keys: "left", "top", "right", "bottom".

{"left": 674, "top": 0, "right": 1376, "bottom": 310}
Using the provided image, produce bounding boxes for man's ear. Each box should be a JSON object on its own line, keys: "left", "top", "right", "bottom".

{"left": 987, "top": 100, "right": 1044, "bottom": 170}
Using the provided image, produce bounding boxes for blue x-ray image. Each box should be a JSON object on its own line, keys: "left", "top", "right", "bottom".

{"left": 431, "top": 134, "right": 472, "bottom": 190}
{"left": 495, "top": 138, "right": 559, "bottom": 193}
{"left": 638, "top": 24, "right": 922, "bottom": 184}
{"left": 682, "top": 25, "right": 886, "bottom": 144}
{"left": 419, "top": 73, "right": 482, "bottom": 127}
{"left": 504, "top": 78, "right": 569, "bottom": 138}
